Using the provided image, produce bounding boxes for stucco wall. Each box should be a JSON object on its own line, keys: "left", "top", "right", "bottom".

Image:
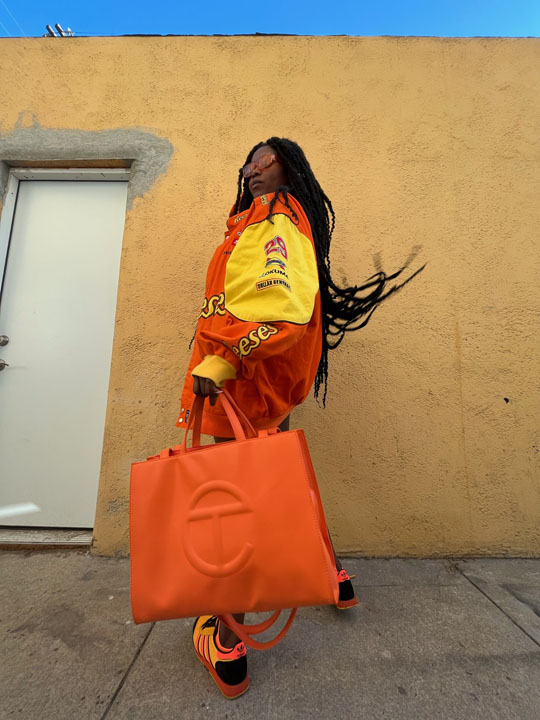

{"left": 0, "top": 36, "right": 538, "bottom": 556}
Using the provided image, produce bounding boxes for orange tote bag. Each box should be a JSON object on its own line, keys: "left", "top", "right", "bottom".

{"left": 130, "top": 389, "right": 338, "bottom": 647}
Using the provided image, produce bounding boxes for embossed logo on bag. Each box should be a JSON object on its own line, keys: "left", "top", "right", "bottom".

{"left": 183, "top": 481, "right": 254, "bottom": 577}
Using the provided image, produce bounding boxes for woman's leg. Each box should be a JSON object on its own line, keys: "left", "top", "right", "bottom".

{"left": 212, "top": 434, "right": 246, "bottom": 647}
{"left": 212, "top": 414, "right": 348, "bottom": 643}
{"left": 212, "top": 416, "right": 292, "bottom": 648}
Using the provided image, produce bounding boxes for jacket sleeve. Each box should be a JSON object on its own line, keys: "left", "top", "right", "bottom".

{"left": 192, "top": 209, "right": 319, "bottom": 384}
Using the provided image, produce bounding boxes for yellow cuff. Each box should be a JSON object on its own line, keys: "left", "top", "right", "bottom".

{"left": 191, "top": 355, "right": 237, "bottom": 387}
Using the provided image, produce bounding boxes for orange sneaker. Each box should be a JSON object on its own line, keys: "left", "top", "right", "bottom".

{"left": 336, "top": 568, "right": 359, "bottom": 610}
{"left": 192, "top": 616, "right": 249, "bottom": 699}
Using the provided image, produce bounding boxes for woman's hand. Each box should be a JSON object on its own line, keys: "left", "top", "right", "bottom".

{"left": 192, "top": 375, "right": 220, "bottom": 406}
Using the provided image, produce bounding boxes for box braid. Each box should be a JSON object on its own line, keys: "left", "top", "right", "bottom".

{"left": 233, "top": 137, "right": 425, "bottom": 406}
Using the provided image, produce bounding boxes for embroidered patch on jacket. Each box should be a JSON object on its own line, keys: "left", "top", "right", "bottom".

{"left": 233, "top": 213, "right": 248, "bottom": 224}
{"left": 264, "top": 235, "right": 288, "bottom": 260}
{"left": 264, "top": 257, "right": 286, "bottom": 270}
{"left": 200, "top": 293, "right": 225, "bottom": 318}
{"left": 260, "top": 194, "right": 269, "bottom": 205}
{"left": 258, "top": 268, "right": 289, "bottom": 280}
{"left": 230, "top": 324, "right": 279, "bottom": 358}
{"left": 256, "top": 278, "right": 291, "bottom": 292}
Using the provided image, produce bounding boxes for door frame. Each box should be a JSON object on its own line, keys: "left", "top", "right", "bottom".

{"left": 0, "top": 168, "right": 130, "bottom": 545}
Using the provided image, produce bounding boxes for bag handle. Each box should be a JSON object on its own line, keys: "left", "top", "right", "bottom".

{"left": 180, "top": 388, "right": 254, "bottom": 452}
{"left": 218, "top": 608, "right": 297, "bottom": 651}
{"left": 218, "top": 389, "right": 258, "bottom": 439}
{"left": 181, "top": 388, "right": 259, "bottom": 452}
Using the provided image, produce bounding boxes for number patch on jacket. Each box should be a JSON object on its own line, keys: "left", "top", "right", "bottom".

{"left": 264, "top": 235, "right": 288, "bottom": 260}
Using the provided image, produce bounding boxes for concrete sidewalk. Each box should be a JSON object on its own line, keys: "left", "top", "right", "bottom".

{"left": 1, "top": 553, "right": 540, "bottom": 720}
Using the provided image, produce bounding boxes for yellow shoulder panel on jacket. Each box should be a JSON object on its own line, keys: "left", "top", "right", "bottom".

{"left": 224, "top": 213, "right": 318, "bottom": 324}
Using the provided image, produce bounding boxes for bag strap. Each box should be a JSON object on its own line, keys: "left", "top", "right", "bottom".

{"left": 257, "top": 427, "right": 279, "bottom": 438}
{"left": 215, "top": 391, "right": 250, "bottom": 440}
{"left": 218, "top": 389, "right": 257, "bottom": 439}
{"left": 180, "top": 390, "right": 252, "bottom": 452}
{"left": 180, "top": 387, "right": 266, "bottom": 451}
{"left": 218, "top": 608, "right": 297, "bottom": 651}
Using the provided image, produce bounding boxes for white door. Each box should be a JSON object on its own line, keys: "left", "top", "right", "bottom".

{"left": 0, "top": 174, "right": 128, "bottom": 527}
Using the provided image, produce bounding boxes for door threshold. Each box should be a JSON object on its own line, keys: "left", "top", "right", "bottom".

{"left": 0, "top": 527, "right": 93, "bottom": 548}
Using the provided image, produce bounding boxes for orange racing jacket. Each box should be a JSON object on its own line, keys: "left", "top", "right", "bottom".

{"left": 176, "top": 191, "right": 322, "bottom": 437}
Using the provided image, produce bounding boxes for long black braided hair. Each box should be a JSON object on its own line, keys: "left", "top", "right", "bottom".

{"left": 234, "top": 137, "right": 426, "bottom": 406}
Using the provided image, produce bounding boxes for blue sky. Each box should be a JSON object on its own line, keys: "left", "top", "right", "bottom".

{"left": 0, "top": 0, "right": 539, "bottom": 38}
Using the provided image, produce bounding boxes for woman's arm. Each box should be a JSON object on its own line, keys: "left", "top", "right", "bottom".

{"left": 192, "top": 209, "right": 318, "bottom": 387}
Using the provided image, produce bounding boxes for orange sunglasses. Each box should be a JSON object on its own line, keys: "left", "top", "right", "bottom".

{"left": 242, "top": 152, "right": 281, "bottom": 178}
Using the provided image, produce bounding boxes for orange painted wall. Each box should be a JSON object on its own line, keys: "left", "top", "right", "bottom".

{"left": 0, "top": 36, "right": 538, "bottom": 556}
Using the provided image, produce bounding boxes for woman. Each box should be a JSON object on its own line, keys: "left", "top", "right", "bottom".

{"left": 178, "top": 137, "right": 424, "bottom": 699}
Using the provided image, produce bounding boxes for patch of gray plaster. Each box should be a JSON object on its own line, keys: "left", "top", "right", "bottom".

{"left": 0, "top": 119, "right": 173, "bottom": 210}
